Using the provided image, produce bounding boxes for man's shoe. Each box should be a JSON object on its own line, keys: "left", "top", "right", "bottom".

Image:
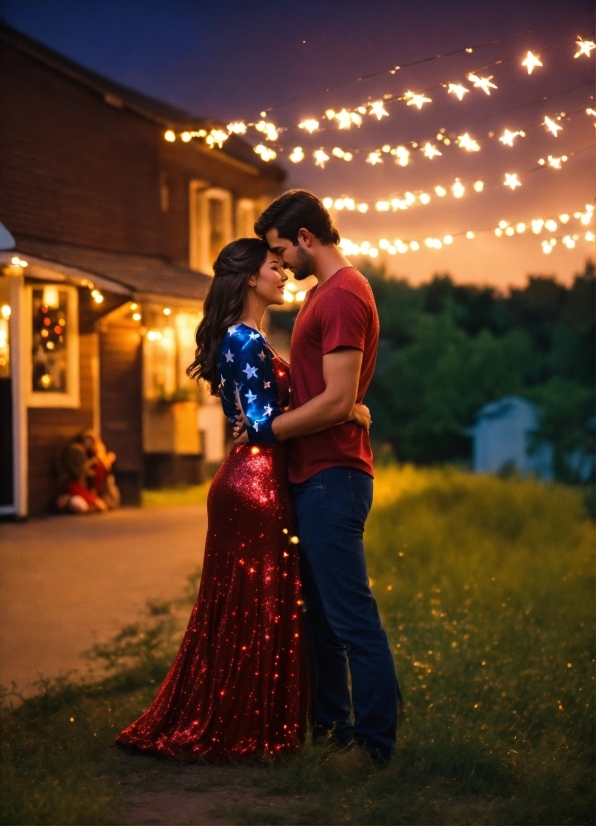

{"left": 326, "top": 745, "right": 374, "bottom": 775}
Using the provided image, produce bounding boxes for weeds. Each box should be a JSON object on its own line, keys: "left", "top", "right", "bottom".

{"left": 1, "top": 467, "right": 593, "bottom": 825}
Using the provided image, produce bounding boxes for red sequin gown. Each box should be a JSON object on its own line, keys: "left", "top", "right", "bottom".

{"left": 116, "top": 355, "right": 309, "bottom": 762}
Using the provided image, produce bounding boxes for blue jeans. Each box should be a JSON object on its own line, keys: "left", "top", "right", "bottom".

{"left": 291, "top": 466, "right": 401, "bottom": 762}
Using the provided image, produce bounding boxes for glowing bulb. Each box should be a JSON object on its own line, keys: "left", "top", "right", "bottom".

{"left": 1, "top": 305, "right": 10, "bottom": 318}
{"left": 473, "top": 181, "right": 484, "bottom": 192}
{"left": 504, "top": 173, "right": 521, "bottom": 189}
{"left": 181, "top": 131, "right": 192, "bottom": 143}
{"left": 585, "top": 231, "right": 595, "bottom": 242}
{"left": 531, "top": 219, "right": 544, "bottom": 234}
{"left": 369, "top": 101, "right": 389, "bottom": 119}
{"left": 344, "top": 198, "right": 355, "bottom": 210}
{"left": 298, "top": 119, "right": 319, "bottom": 133}
{"left": 130, "top": 303, "right": 138, "bottom": 310}
{"left": 410, "top": 241, "right": 420, "bottom": 251}
{"left": 357, "top": 203, "right": 369, "bottom": 213}
{"left": 369, "top": 248, "right": 379, "bottom": 259}
{"left": 132, "top": 312, "right": 141, "bottom": 321}
{"left": 544, "top": 116, "right": 562, "bottom": 136}
{"left": 404, "top": 192, "right": 416, "bottom": 206}
{"left": 395, "top": 146, "right": 410, "bottom": 166}
{"left": 505, "top": 227, "right": 515, "bottom": 236}
{"left": 443, "top": 235, "right": 453, "bottom": 244}
{"left": 376, "top": 201, "right": 390, "bottom": 211}
{"left": 574, "top": 39, "right": 595, "bottom": 58}
{"left": 343, "top": 152, "right": 353, "bottom": 161}
{"left": 254, "top": 144, "right": 277, "bottom": 162}
{"left": 419, "top": 193, "right": 431, "bottom": 205}
{"left": 379, "top": 239, "right": 390, "bottom": 250}
{"left": 404, "top": 91, "right": 432, "bottom": 109}
{"left": 466, "top": 231, "right": 475, "bottom": 239}
{"left": 206, "top": 129, "right": 229, "bottom": 148}
{"left": 289, "top": 147, "right": 305, "bottom": 163}
{"left": 40, "top": 374, "right": 52, "bottom": 388}
{"left": 334, "top": 199, "right": 345, "bottom": 210}
{"left": 499, "top": 220, "right": 508, "bottom": 229}
{"left": 522, "top": 51, "right": 542, "bottom": 74}
{"left": 499, "top": 129, "right": 521, "bottom": 146}
{"left": 559, "top": 214, "right": 569, "bottom": 223}
{"left": 227, "top": 121, "right": 247, "bottom": 134}
{"left": 296, "top": 291, "right": 306, "bottom": 301}
{"left": 286, "top": 282, "right": 297, "bottom": 292}
{"left": 435, "top": 186, "right": 447, "bottom": 197}
{"left": 163, "top": 308, "right": 171, "bottom": 316}
{"left": 367, "top": 151, "right": 383, "bottom": 166}
{"left": 314, "top": 149, "right": 330, "bottom": 167}
{"left": 467, "top": 73, "right": 497, "bottom": 94}
{"left": 164, "top": 130, "right": 176, "bottom": 142}
{"left": 545, "top": 219, "right": 557, "bottom": 232}
{"left": 495, "top": 228, "right": 503, "bottom": 237}
{"left": 147, "top": 330, "right": 162, "bottom": 341}
{"left": 516, "top": 223, "right": 526, "bottom": 233}
{"left": 563, "top": 236, "right": 576, "bottom": 249}
{"left": 447, "top": 83, "right": 468, "bottom": 100}
{"left": 422, "top": 142, "right": 442, "bottom": 159}
{"left": 323, "top": 197, "right": 333, "bottom": 208}
{"left": 457, "top": 133, "right": 480, "bottom": 152}
{"left": 255, "top": 120, "right": 279, "bottom": 141}
{"left": 452, "top": 180, "right": 465, "bottom": 198}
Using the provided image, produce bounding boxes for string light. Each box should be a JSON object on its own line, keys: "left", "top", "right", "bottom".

{"left": 255, "top": 120, "right": 279, "bottom": 141}
{"left": 457, "top": 133, "right": 480, "bottom": 152}
{"left": 254, "top": 144, "right": 277, "bottom": 161}
{"left": 499, "top": 129, "right": 524, "bottom": 146}
{"left": 337, "top": 205, "right": 593, "bottom": 259}
{"left": 404, "top": 91, "right": 432, "bottom": 109}
{"left": 369, "top": 101, "right": 389, "bottom": 119}
{"left": 467, "top": 73, "right": 498, "bottom": 94}
{"left": 314, "top": 149, "right": 330, "bottom": 167}
{"left": 504, "top": 173, "right": 522, "bottom": 189}
{"left": 447, "top": 83, "right": 469, "bottom": 100}
{"left": 366, "top": 151, "right": 383, "bottom": 166}
{"left": 422, "top": 142, "right": 442, "bottom": 159}
{"left": 543, "top": 116, "right": 563, "bottom": 136}
{"left": 289, "top": 146, "right": 304, "bottom": 163}
{"left": 227, "top": 121, "right": 247, "bottom": 134}
{"left": 574, "top": 38, "right": 596, "bottom": 58}
{"left": 521, "top": 51, "right": 543, "bottom": 74}
{"left": 298, "top": 119, "right": 319, "bottom": 133}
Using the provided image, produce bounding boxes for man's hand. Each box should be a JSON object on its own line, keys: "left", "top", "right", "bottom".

{"left": 350, "top": 403, "right": 371, "bottom": 430}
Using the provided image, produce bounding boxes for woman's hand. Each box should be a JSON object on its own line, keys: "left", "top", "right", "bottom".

{"left": 232, "top": 412, "right": 245, "bottom": 441}
{"left": 350, "top": 403, "right": 371, "bottom": 430}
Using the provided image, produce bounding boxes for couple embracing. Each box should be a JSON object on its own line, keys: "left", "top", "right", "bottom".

{"left": 116, "top": 190, "right": 401, "bottom": 767}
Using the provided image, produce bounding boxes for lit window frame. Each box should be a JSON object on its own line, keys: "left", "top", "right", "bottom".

{"left": 25, "top": 283, "right": 80, "bottom": 408}
{"left": 189, "top": 182, "right": 233, "bottom": 274}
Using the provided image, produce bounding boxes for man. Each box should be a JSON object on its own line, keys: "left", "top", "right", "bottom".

{"left": 253, "top": 190, "right": 401, "bottom": 765}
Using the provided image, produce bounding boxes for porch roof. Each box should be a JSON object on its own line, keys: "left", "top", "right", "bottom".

{"left": 12, "top": 236, "right": 212, "bottom": 302}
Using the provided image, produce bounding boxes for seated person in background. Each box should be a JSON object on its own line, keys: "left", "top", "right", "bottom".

{"left": 77, "top": 429, "right": 120, "bottom": 510}
{"left": 56, "top": 441, "right": 108, "bottom": 514}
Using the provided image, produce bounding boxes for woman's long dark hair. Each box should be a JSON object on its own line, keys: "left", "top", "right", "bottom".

{"left": 187, "top": 238, "right": 269, "bottom": 395}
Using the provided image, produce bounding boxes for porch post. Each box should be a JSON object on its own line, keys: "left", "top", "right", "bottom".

{"left": 9, "top": 273, "right": 27, "bottom": 517}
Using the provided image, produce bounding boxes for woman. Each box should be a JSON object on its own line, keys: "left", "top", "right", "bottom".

{"left": 115, "top": 239, "right": 369, "bottom": 762}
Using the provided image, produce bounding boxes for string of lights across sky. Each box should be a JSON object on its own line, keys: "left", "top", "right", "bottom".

{"left": 161, "top": 35, "right": 595, "bottom": 262}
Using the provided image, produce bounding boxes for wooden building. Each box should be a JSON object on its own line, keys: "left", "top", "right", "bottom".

{"left": 0, "top": 22, "right": 285, "bottom": 517}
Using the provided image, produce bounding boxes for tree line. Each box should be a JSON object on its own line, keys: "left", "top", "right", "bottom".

{"left": 360, "top": 259, "right": 595, "bottom": 481}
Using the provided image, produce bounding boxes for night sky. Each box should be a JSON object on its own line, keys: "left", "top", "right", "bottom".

{"left": 1, "top": 0, "right": 594, "bottom": 289}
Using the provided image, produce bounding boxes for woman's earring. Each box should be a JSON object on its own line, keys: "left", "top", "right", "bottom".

{"left": 253, "top": 284, "right": 258, "bottom": 310}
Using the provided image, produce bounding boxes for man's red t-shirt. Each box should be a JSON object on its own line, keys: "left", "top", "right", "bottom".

{"left": 288, "top": 266, "right": 379, "bottom": 484}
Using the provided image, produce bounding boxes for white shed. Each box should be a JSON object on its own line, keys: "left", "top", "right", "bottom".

{"left": 468, "top": 396, "right": 553, "bottom": 479}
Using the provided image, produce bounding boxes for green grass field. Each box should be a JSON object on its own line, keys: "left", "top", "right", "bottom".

{"left": 1, "top": 467, "right": 594, "bottom": 825}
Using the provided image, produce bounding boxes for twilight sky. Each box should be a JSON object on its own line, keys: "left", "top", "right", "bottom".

{"left": 1, "top": 0, "right": 594, "bottom": 289}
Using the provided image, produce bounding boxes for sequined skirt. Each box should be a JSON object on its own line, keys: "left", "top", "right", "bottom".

{"left": 115, "top": 443, "right": 309, "bottom": 762}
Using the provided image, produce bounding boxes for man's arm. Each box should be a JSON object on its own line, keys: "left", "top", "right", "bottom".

{"left": 271, "top": 347, "right": 363, "bottom": 441}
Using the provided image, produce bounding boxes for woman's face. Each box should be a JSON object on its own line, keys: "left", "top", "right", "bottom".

{"left": 251, "top": 251, "right": 288, "bottom": 306}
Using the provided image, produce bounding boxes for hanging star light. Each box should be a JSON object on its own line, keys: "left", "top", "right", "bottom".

{"left": 394, "top": 146, "right": 410, "bottom": 166}
{"left": 499, "top": 129, "right": 521, "bottom": 146}
{"left": 574, "top": 38, "right": 596, "bottom": 57}
{"left": 457, "top": 133, "right": 480, "bottom": 151}
{"left": 255, "top": 120, "right": 279, "bottom": 141}
{"left": 298, "top": 119, "right": 319, "bottom": 133}
{"left": 369, "top": 101, "right": 389, "bottom": 120}
{"left": 254, "top": 144, "right": 277, "bottom": 161}
{"left": 447, "top": 83, "right": 469, "bottom": 100}
{"left": 404, "top": 91, "right": 432, "bottom": 109}
{"left": 227, "top": 121, "right": 247, "bottom": 134}
{"left": 504, "top": 173, "right": 522, "bottom": 189}
{"left": 544, "top": 116, "right": 563, "bottom": 136}
{"left": 289, "top": 147, "right": 305, "bottom": 163}
{"left": 467, "top": 73, "right": 498, "bottom": 94}
{"left": 422, "top": 142, "right": 442, "bottom": 159}
{"left": 522, "top": 51, "right": 543, "bottom": 74}
{"left": 367, "top": 151, "right": 383, "bottom": 165}
{"left": 314, "top": 149, "right": 330, "bottom": 167}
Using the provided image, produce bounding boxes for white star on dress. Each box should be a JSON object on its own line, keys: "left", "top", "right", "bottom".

{"left": 243, "top": 363, "right": 258, "bottom": 379}
{"left": 220, "top": 376, "right": 226, "bottom": 385}
{"left": 258, "top": 350, "right": 267, "bottom": 361}
{"left": 245, "top": 389, "right": 257, "bottom": 404}
{"left": 228, "top": 325, "right": 239, "bottom": 334}
{"left": 224, "top": 350, "right": 234, "bottom": 362}
{"left": 264, "top": 404, "right": 273, "bottom": 417}
{"left": 264, "top": 381, "right": 271, "bottom": 388}
{"left": 248, "top": 331, "right": 260, "bottom": 340}
{"left": 252, "top": 421, "right": 259, "bottom": 431}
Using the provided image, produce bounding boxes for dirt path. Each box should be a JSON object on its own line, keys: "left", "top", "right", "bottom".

{"left": 0, "top": 506, "right": 207, "bottom": 692}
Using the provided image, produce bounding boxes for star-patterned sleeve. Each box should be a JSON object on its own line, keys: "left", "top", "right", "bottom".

{"left": 216, "top": 324, "right": 281, "bottom": 444}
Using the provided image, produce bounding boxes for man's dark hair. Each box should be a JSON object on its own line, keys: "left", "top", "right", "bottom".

{"left": 254, "top": 189, "right": 340, "bottom": 246}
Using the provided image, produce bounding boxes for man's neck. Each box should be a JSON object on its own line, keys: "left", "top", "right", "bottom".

{"left": 312, "top": 245, "right": 352, "bottom": 285}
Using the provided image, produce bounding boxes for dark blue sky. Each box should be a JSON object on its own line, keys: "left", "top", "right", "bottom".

{"left": 1, "top": 0, "right": 594, "bottom": 286}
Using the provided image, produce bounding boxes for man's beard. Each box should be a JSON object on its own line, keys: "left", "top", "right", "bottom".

{"left": 292, "top": 246, "right": 315, "bottom": 281}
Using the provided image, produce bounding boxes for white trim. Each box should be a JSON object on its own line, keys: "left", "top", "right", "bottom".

{"left": 26, "top": 284, "right": 80, "bottom": 408}
{"left": 9, "top": 274, "right": 28, "bottom": 517}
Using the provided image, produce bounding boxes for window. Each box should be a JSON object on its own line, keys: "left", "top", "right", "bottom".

{"left": 27, "top": 284, "right": 79, "bottom": 407}
{"left": 236, "top": 198, "right": 258, "bottom": 238}
{"left": 189, "top": 184, "right": 232, "bottom": 273}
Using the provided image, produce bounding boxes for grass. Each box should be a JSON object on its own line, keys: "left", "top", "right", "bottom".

{"left": 1, "top": 466, "right": 594, "bottom": 825}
